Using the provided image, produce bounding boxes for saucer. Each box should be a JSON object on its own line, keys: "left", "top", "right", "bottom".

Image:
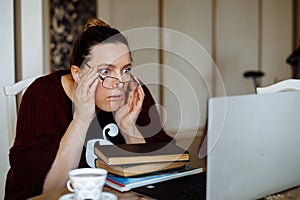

{"left": 59, "top": 192, "right": 118, "bottom": 200}
{"left": 101, "top": 192, "right": 118, "bottom": 200}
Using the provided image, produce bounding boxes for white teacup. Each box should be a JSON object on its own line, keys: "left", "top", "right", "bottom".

{"left": 67, "top": 168, "right": 107, "bottom": 200}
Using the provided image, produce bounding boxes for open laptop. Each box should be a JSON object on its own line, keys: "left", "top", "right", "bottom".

{"left": 133, "top": 91, "right": 300, "bottom": 200}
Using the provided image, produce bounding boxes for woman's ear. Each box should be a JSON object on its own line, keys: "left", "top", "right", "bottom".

{"left": 71, "top": 65, "right": 81, "bottom": 83}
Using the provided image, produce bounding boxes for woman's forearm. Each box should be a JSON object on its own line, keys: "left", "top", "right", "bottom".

{"left": 42, "top": 119, "right": 90, "bottom": 193}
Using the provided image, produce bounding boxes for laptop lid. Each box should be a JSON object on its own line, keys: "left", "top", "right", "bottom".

{"left": 206, "top": 91, "right": 300, "bottom": 200}
{"left": 133, "top": 171, "right": 206, "bottom": 200}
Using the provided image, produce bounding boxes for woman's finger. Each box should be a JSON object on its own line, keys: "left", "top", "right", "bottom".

{"left": 134, "top": 86, "right": 144, "bottom": 105}
{"left": 88, "top": 77, "right": 99, "bottom": 99}
{"left": 78, "top": 67, "right": 99, "bottom": 95}
{"left": 130, "top": 87, "right": 144, "bottom": 113}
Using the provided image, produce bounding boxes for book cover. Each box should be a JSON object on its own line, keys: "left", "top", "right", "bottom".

{"left": 105, "top": 165, "right": 205, "bottom": 192}
{"left": 96, "top": 159, "right": 186, "bottom": 177}
{"left": 94, "top": 142, "right": 189, "bottom": 165}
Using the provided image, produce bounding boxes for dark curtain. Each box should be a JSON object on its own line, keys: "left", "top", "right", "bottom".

{"left": 49, "top": 0, "right": 97, "bottom": 71}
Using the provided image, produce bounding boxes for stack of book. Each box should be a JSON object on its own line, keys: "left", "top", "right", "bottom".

{"left": 93, "top": 142, "right": 205, "bottom": 191}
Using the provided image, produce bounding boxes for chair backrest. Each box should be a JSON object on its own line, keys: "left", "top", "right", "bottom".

{"left": 256, "top": 79, "right": 300, "bottom": 94}
{"left": 3, "top": 76, "right": 39, "bottom": 147}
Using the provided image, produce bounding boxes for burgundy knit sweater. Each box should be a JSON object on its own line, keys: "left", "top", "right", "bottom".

{"left": 4, "top": 70, "right": 172, "bottom": 200}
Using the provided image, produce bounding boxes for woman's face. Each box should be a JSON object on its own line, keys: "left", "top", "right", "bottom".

{"left": 86, "top": 43, "right": 132, "bottom": 112}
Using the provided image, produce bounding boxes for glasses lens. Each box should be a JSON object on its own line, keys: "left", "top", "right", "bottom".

{"left": 102, "top": 77, "right": 118, "bottom": 89}
{"left": 125, "top": 81, "right": 139, "bottom": 92}
{"left": 102, "top": 77, "right": 139, "bottom": 91}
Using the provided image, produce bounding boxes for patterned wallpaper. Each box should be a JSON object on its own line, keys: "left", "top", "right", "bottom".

{"left": 49, "top": 0, "right": 97, "bottom": 71}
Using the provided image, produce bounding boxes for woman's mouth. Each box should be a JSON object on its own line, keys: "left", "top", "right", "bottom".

{"left": 107, "top": 95, "right": 122, "bottom": 101}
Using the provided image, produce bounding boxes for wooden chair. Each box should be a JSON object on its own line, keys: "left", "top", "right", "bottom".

{"left": 256, "top": 79, "right": 300, "bottom": 94}
{"left": 3, "top": 76, "right": 40, "bottom": 147}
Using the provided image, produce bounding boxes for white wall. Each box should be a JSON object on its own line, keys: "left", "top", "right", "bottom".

{"left": 216, "top": 0, "right": 260, "bottom": 95}
{"left": 0, "top": 1, "right": 15, "bottom": 199}
{"left": 162, "top": 0, "right": 213, "bottom": 132}
{"left": 262, "top": 0, "right": 292, "bottom": 84}
{"left": 16, "top": 0, "right": 44, "bottom": 80}
{"left": 216, "top": 0, "right": 292, "bottom": 95}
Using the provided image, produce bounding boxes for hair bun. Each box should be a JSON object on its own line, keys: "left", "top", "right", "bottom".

{"left": 84, "top": 18, "right": 111, "bottom": 31}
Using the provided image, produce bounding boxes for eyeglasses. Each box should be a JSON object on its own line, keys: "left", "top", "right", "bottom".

{"left": 85, "top": 63, "right": 140, "bottom": 92}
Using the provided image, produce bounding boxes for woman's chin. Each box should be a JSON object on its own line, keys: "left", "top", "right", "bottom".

{"left": 97, "top": 102, "right": 120, "bottom": 112}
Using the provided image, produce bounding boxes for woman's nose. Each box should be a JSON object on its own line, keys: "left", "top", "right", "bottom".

{"left": 113, "top": 72, "right": 123, "bottom": 82}
{"left": 115, "top": 81, "right": 125, "bottom": 89}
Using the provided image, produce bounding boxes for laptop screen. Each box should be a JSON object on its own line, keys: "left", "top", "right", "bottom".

{"left": 206, "top": 91, "right": 300, "bottom": 200}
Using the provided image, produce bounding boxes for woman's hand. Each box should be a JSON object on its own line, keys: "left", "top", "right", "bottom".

{"left": 115, "top": 80, "right": 145, "bottom": 143}
{"left": 72, "top": 67, "right": 99, "bottom": 124}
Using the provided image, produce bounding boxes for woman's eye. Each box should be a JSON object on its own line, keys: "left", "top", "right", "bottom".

{"left": 123, "top": 68, "right": 131, "bottom": 74}
{"left": 99, "top": 69, "right": 109, "bottom": 75}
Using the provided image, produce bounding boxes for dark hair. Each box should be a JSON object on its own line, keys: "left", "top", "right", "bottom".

{"left": 70, "top": 18, "right": 130, "bottom": 67}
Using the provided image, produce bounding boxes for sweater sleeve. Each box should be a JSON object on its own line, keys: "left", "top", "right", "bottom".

{"left": 137, "top": 85, "right": 174, "bottom": 143}
{"left": 5, "top": 76, "right": 71, "bottom": 200}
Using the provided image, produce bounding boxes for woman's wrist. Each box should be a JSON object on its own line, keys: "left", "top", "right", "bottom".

{"left": 71, "top": 116, "right": 92, "bottom": 138}
{"left": 73, "top": 111, "right": 94, "bottom": 125}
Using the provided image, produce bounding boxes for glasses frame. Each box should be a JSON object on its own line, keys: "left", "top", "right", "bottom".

{"left": 85, "top": 62, "right": 140, "bottom": 92}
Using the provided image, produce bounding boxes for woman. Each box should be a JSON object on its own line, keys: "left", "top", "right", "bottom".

{"left": 5, "top": 18, "right": 172, "bottom": 200}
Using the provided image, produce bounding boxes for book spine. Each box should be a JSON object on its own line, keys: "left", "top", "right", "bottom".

{"left": 105, "top": 180, "right": 129, "bottom": 192}
{"left": 106, "top": 178, "right": 125, "bottom": 187}
{"left": 105, "top": 167, "right": 205, "bottom": 192}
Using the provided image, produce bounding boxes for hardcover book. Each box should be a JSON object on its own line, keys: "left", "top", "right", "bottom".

{"left": 96, "top": 159, "right": 186, "bottom": 177}
{"left": 105, "top": 165, "right": 205, "bottom": 192}
{"left": 94, "top": 142, "right": 189, "bottom": 165}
